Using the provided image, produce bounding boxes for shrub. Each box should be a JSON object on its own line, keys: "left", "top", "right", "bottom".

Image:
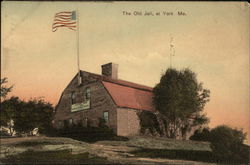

{"left": 98, "top": 118, "right": 108, "bottom": 128}
{"left": 209, "top": 125, "right": 248, "bottom": 163}
{"left": 137, "top": 111, "right": 161, "bottom": 136}
{"left": 54, "top": 120, "right": 128, "bottom": 142}
{"left": 0, "top": 150, "right": 114, "bottom": 164}
{"left": 190, "top": 128, "right": 210, "bottom": 142}
{"left": 0, "top": 129, "right": 11, "bottom": 137}
{"left": 190, "top": 125, "right": 249, "bottom": 163}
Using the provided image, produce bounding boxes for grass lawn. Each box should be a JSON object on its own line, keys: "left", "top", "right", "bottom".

{"left": 1, "top": 136, "right": 248, "bottom": 165}
{"left": 10, "top": 140, "right": 63, "bottom": 147}
{"left": 130, "top": 149, "right": 225, "bottom": 164}
{"left": 130, "top": 148, "right": 250, "bottom": 164}
{"left": 0, "top": 150, "right": 117, "bottom": 164}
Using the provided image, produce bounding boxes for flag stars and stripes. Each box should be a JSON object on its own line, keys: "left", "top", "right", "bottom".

{"left": 52, "top": 11, "right": 77, "bottom": 32}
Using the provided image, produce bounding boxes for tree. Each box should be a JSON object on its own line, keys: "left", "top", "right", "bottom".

{"left": 0, "top": 78, "right": 15, "bottom": 135}
{"left": 0, "top": 97, "right": 21, "bottom": 135}
{"left": 153, "top": 68, "right": 210, "bottom": 138}
{"left": 34, "top": 98, "right": 54, "bottom": 134}
{"left": 0, "top": 78, "right": 54, "bottom": 135}
{"left": 0, "top": 77, "right": 13, "bottom": 100}
{"left": 13, "top": 98, "right": 54, "bottom": 135}
{"left": 13, "top": 99, "right": 37, "bottom": 134}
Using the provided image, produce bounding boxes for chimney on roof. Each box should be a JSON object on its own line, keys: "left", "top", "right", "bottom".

{"left": 101, "top": 63, "right": 118, "bottom": 79}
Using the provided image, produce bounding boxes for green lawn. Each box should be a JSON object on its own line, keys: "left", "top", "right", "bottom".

{"left": 1, "top": 136, "right": 248, "bottom": 165}
{"left": 1, "top": 150, "right": 117, "bottom": 164}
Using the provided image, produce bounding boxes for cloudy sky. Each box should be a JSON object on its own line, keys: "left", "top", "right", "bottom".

{"left": 1, "top": 2, "right": 249, "bottom": 143}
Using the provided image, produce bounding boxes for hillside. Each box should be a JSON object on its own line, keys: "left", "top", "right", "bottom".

{"left": 0, "top": 136, "right": 219, "bottom": 165}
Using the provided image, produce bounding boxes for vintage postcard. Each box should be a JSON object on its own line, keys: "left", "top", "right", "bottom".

{"left": 1, "top": 1, "right": 249, "bottom": 164}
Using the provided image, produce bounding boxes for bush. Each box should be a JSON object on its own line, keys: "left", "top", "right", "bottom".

{"left": 0, "top": 129, "right": 11, "bottom": 137}
{"left": 98, "top": 118, "right": 108, "bottom": 128}
{"left": 189, "top": 125, "right": 249, "bottom": 163}
{"left": 54, "top": 121, "right": 128, "bottom": 142}
{"left": 190, "top": 128, "right": 210, "bottom": 142}
{"left": 0, "top": 150, "right": 114, "bottom": 164}
{"left": 137, "top": 111, "right": 161, "bottom": 136}
{"left": 130, "top": 148, "right": 216, "bottom": 163}
{"left": 209, "top": 125, "right": 249, "bottom": 163}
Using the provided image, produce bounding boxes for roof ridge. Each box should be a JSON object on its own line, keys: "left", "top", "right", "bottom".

{"left": 80, "top": 70, "right": 153, "bottom": 92}
{"left": 101, "top": 79, "right": 153, "bottom": 92}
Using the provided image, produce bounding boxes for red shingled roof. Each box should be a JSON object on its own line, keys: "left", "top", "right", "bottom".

{"left": 81, "top": 71, "right": 152, "bottom": 92}
{"left": 80, "top": 70, "right": 155, "bottom": 112}
{"left": 102, "top": 81, "right": 155, "bottom": 112}
{"left": 102, "top": 78, "right": 153, "bottom": 92}
{"left": 55, "top": 71, "right": 155, "bottom": 112}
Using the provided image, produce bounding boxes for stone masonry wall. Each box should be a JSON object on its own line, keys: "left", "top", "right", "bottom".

{"left": 117, "top": 108, "right": 140, "bottom": 136}
{"left": 54, "top": 72, "right": 117, "bottom": 132}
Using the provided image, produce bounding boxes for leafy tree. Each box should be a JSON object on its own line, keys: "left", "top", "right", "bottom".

{"left": 13, "top": 98, "right": 54, "bottom": 135}
{"left": 31, "top": 98, "right": 54, "bottom": 134}
{"left": 0, "top": 78, "right": 54, "bottom": 135}
{"left": 153, "top": 68, "right": 210, "bottom": 138}
{"left": 0, "top": 78, "right": 15, "bottom": 135}
{"left": 0, "top": 97, "right": 21, "bottom": 135}
{"left": 13, "top": 99, "right": 36, "bottom": 134}
{"left": 0, "top": 77, "right": 13, "bottom": 100}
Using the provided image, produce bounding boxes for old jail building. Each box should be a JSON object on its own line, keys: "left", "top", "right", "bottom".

{"left": 53, "top": 63, "right": 155, "bottom": 136}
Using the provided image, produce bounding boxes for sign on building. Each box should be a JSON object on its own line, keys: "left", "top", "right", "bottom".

{"left": 71, "top": 100, "right": 90, "bottom": 112}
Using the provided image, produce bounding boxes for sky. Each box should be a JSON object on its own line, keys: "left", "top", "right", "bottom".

{"left": 1, "top": 2, "right": 249, "bottom": 143}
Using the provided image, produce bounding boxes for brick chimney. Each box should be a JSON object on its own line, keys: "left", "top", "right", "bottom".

{"left": 101, "top": 63, "right": 118, "bottom": 79}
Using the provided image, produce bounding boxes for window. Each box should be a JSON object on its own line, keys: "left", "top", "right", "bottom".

{"left": 103, "top": 112, "right": 109, "bottom": 123}
{"left": 81, "top": 118, "right": 88, "bottom": 127}
{"left": 69, "top": 118, "right": 73, "bottom": 126}
{"left": 84, "top": 87, "right": 91, "bottom": 100}
{"left": 64, "top": 120, "right": 68, "bottom": 128}
{"left": 57, "top": 121, "right": 63, "bottom": 129}
{"left": 71, "top": 92, "right": 76, "bottom": 104}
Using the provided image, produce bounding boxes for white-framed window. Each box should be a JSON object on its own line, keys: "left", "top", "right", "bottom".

{"left": 103, "top": 111, "right": 109, "bottom": 123}
{"left": 71, "top": 92, "right": 76, "bottom": 104}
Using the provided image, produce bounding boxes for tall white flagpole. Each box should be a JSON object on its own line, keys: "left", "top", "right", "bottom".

{"left": 76, "top": 9, "right": 81, "bottom": 85}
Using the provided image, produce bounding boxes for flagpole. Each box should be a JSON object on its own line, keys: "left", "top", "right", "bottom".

{"left": 76, "top": 9, "right": 81, "bottom": 85}
{"left": 170, "top": 35, "right": 172, "bottom": 68}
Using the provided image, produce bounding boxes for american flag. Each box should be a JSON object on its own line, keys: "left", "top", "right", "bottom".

{"left": 52, "top": 11, "right": 77, "bottom": 32}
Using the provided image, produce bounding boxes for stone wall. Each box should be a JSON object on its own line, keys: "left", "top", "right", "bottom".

{"left": 117, "top": 108, "right": 140, "bottom": 136}
{"left": 54, "top": 72, "right": 117, "bottom": 132}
